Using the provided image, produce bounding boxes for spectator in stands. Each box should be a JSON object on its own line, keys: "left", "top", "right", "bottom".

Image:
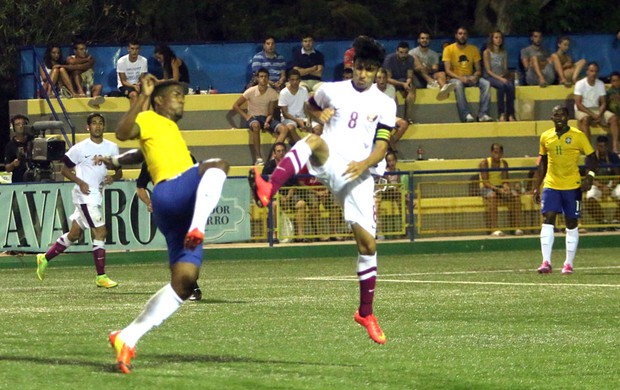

{"left": 66, "top": 40, "right": 104, "bottom": 107}
{"left": 374, "top": 151, "right": 406, "bottom": 237}
{"left": 292, "top": 33, "right": 324, "bottom": 93}
{"left": 342, "top": 68, "right": 353, "bottom": 80}
{"left": 574, "top": 62, "right": 620, "bottom": 154}
{"left": 343, "top": 36, "right": 365, "bottom": 70}
{"left": 483, "top": 30, "right": 516, "bottom": 122}
{"left": 443, "top": 26, "right": 493, "bottom": 123}
{"left": 383, "top": 41, "right": 416, "bottom": 123}
{"left": 550, "top": 36, "right": 586, "bottom": 88}
{"left": 251, "top": 36, "right": 287, "bottom": 91}
{"left": 584, "top": 135, "right": 620, "bottom": 228}
{"left": 410, "top": 31, "right": 454, "bottom": 100}
{"left": 606, "top": 71, "right": 620, "bottom": 117}
{"left": 233, "top": 67, "right": 291, "bottom": 165}
{"left": 4, "top": 115, "right": 32, "bottom": 183}
{"left": 39, "top": 45, "right": 76, "bottom": 98}
{"left": 521, "top": 29, "right": 555, "bottom": 87}
{"left": 116, "top": 41, "right": 148, "bottom": 104}
{"left": 154, "top": 44, "right": 190, "bottom": 84}
{"left": 479, "top": 143, "right": 523, "bottom": 236}
{"left": 279, "top": 69, "right": 315, "bottom": 139}
{"left": 375, "top": 67, "right": 409, "bottom": 151}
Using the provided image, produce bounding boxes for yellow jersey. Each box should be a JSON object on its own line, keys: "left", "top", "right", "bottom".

{"left": 136, "top": 110, "right": 193, "bottom": 185}
{"left": 443, "top": 43, "right": 480, "bottom": 77}
{"left": 479, "top": 157, "right": 505, "bottom": 188}
{"left": 539, "top": 126, "right": 594, "bottom": 190}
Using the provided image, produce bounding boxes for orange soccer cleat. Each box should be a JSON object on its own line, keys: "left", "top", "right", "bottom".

{"left": 248, "top": 166, "right": 272, "bottom": 207}
{"left": 354, "top": 310, "right": 386, "bottom": 344}
{"left": 109, "top": 330, "right": 136, "bottom": 374}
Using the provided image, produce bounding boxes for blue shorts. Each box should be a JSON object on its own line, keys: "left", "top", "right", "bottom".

{"left": 248, "top": 115, "right": 281, "bottom": 133}
{"left": 541, "top": 188, "right": 582, "bottom": 219}
{"left": 151, "top": 165, "right": 203, "bottom": 267}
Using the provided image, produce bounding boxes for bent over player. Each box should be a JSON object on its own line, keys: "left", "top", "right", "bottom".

{"left": 532, "top": 105, "right": 597, "bottom": 274}
{"left": 102, "top": 75, "right": 229, "bottom": 373}
{"left": 250, "top": 36, "right": 395, "bottom": 344}
{"left": 36, "top": 113, "right": 122, "bottom": 288}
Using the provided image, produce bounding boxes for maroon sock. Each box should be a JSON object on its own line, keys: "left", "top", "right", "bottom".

{"left": 358, "top": 276, "right": 376, "bottom": 317}
{"left": 269, "top": 154, "right": 297, "bottom": 197}
{"left": 45, "top": 241, "right": 68, "bottom": 262}
{"left": 93, "top": 248, "right": 106, "bottom": 275}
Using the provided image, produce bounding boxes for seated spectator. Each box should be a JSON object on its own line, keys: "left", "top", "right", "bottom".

{"left": 154, "top": 44, "right": 190, "bottom": 83}
{"left": 383, "top": 41, "right": 416, "bottom": 122}
{"left": 4, "top": 115, "right": 32, "bottom": 183}
{"left": 116, "top": 41, "right": 148, "bottom": 105}
{"left": 606, "top": 71, "right": 620, "bottom": 117}
{"left": 483, "top": 30, "right": 516, "bottom": 122}
{"left": 550, "top": 36, "right": 586, "bottom": 87}
{"left": 410, "top": 31, "right": 454, "bottom": 100}
{"left": 66, "top": 40, "right": 104, "bottom": 107}
{"left": 374, "top": 151, "right": 406, "bottom": 237}
{"left": 279, "top": 69, "right": 317, "bottom": 139}
{"left": 521, "top": 29, "right": 555, "bottom": 87}
{"left": 479, "top": 143, "right": 523, "bottom": 236}
{"left": 375, "top": 67, "right": 409, "bottom": 151}
{"left": 444, "top": 26, "right": 493, "bottom": 122}
{"left": 292, "top": 33, "right": 324, "bottom": 93}
{"left": 584, "top": 135, "right": 620, "bottom": 227}
{"left": 574, "top": 62, "right": 619, "bottom": 153}
{"left": 342, "top": 68, "right": 353, "bottom": 80}
{"left": 251, "top": 36, "right": 287, "bottom": 91}
{"left": 233, "top": 67, "right": 291, "bottom": 165}
{"left": 39, "top": 45, "right": 76, "bottom": 98}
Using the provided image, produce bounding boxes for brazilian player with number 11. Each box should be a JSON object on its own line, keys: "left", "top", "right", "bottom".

{"left": 249, "top": 36, "right": 395, "bottom": 344}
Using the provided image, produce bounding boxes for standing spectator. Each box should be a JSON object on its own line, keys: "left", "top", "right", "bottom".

{"left": 233, "top": 67, "right": 291, "bottom": 165}
{"left": 483, "top": 30, "right": 516, "bottom": 122}
{"left": 574, "top": 62, "right": 620, "bottom": 154}
{"left": 520, "top": 29, "right": 555, "bottom": 87}
{"left": 292, "top": 33, "right": 324, "bottom": 93}
{"left": 383, "top": 41, "right": 416, "bottom": 123}
{"left": 410, "top": 31, "right": 454, "bottom": 100}
{"left": 250, "top": 36, "right": 394, "bottom": 344}
{"left": 154, "top": 44, "right": 190, "bottom": 83}
{"left": 116, "top": 41, "right": 148, "bottom": 104}
{"left": 39, "top": 45, "right": 76, "bottom": 98}
{"left": 443, "top": 26, "right": 493, "bottom": 123}
{"left": 606, "top": 71, "right": 620, "bottom": 117}
{"left": 583, "top": 135, "right": 620, "bottom": 227}
{"left": 65, "top": 40, "right": 104, "bottom": 107}
{"left": 479, "top": 143, "right": 523, "bottom": 236}
{"left": 532, "top": 105, "right": 597, "bottom": 275}
{"left": 375, "top": 67, "right": 409, "bottom": 151}
{"left": 251, "top": 36, "right": 287, "bottom": 90}
{"left": 35, "top": 113, "right": 122, "bottom": 288}
{"left": 4, "top": 115, "right": 32, "bottom": 183}
{"left": 550, "top": 36, "right": 586, "bottom": 87}
{"left": 278, "top": 69, "right": 314, "bottom": 138}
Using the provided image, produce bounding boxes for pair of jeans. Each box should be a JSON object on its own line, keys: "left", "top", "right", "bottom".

{"left": 449, "top": 78, "right": 491, "bottom": 121}
{"left": 486, "top": 77, "right": 515, "bottom": 117}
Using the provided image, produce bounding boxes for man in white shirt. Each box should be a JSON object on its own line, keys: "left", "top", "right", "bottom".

{"left": 278, "top": 69, "right": 318, "bottom": 137}
{"left": 117, "top": 41, "right": 148, "bottom": 104}
{"left": 574, "top": 62, "right": 619, "bottom": 154}
{"left": 36, "top": 113, "right": 122, "bottom": 288}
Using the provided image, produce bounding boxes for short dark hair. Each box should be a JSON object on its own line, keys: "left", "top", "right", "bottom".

{"left": 397, "top": 41, "right": 410, "bottom": 50}
{"left": 87, "top": 113, "right": 105, "bottom": 126}
{"left": 587, "top": 61, "right": 599, "bottom": 71}
{"left": 151, "top": 80, "right": 184, "bottom": 107}
{"left": 256, "top": 67, "right": 269, "bottom": 76}
{"left": 287, "top": 68, "right": 301, "bottom": 78}
{"left": 11, "top": 114, "right": 29, "bottom": 127}
{"left": 353, "top": 36, "right": 386, "bottom": 67}
{"left": 552, "top": 105, "right": 569, "bottom": 115}
{"left": 596, "top": 135, "right": 609, "bottom": 143}
{"left": 610, "top": 71, "right": 620, "bottom": 79}
{"left": 491, "top": 143, "right": 504, "bottom": 152}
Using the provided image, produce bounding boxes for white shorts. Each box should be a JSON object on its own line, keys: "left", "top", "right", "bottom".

{"left": 70, "top": 203, "right": 105, "bottom": 229}
{"left": 308, "top": 154, "right": 376, "bottom": 236}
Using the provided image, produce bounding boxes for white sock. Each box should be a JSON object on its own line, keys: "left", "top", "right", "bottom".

{"left": 120, "top": 283, "right": 183, "bottom": 348}
{"left": 58, "top": 232, "right": 72, "bottom": 247}
{"left": 565, "top": 227, "right": 579, "bottom": 267}
{"left": 92, "top": 239, "right": 105, "bottom": 251}
{"left": 189, "top": 168, "right": 227, "bottom": 233}
{"left": 357, "top": 253, "right": 377, "bottom": 280}
{"left": 540, "top": 223, "right": 555, "bottom": 264}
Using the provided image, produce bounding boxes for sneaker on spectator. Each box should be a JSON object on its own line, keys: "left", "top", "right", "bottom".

{"left": 465, "top": 114, "right": 475, "bottom": 122}
{"left": 479, "top": 114, "right": 494, "bottom": 122}
{"left": 427, "top": 80, "right": 440, "bottom": 89}
{"left": 490, "top": 230, "right": 505, "bottom": 237}
{"left": 514, "top": 229, "right": 524, "bottom": 236}
{"left": 254, "top": 158, "right": 264, "bottom": 166}
{"left": 436, "top": 83, "right": 455, "bottom": 101}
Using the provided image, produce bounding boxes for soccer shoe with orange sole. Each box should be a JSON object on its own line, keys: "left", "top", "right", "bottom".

{"left": 354, "top": 310, "right": 386, "bottom": 344}
{"left": 96, "top": 274, "right": 118, "bottom": 288}
{"left": 109, "top": 330, "right": 136, "bottom": 374}
{"left": 184, "top": 228, "right": 204, "bottom": 250}
{"left": 248, "top": 166, "right": 272, "bottom": 207}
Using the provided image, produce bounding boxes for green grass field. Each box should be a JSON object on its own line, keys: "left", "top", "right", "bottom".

{"left": 1, "top": 245, "right": 619, "bottom": 389}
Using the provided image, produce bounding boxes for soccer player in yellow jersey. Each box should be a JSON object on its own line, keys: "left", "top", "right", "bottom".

{"left": 101, "top": 74, "right": 229, "bottom": 373}
{"left": 532, "top": 105, "right": 597, "bottom": 275}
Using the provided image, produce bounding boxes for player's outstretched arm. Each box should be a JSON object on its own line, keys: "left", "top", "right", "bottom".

{"left": 116, "top": 74, "right": 156, "bottom": 141}
{"left": 95, "top": 149, "right": 144, "bottom": 170}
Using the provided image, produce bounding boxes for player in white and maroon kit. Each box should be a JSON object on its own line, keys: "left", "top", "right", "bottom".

{"left": 36, "top": 113, "right": 122, "bottom": 288}
{"left": 250, "top": 37, "right": 395, "bottom": 344}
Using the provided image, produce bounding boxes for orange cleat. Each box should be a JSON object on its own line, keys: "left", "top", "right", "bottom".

{"left": 109, "top": 330, "right": 136, "bottom": 374}
{"left": 248, "top": 166, "right": 273, "bottom": 207}
{"left": 354, "top": 310, "right": 386, "bottom": 344}
{"left": 184, "top": 228, "right": 204, "bottom": 250}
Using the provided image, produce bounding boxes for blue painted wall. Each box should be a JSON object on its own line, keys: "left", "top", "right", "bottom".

{"left": 18, "top": 34, "right": 620, "bottom": 99}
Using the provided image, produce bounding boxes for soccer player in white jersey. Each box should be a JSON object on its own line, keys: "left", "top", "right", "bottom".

{"left": 36, "top": 113, "right": 122, "bottom": 288}
{"left": 250, "top": 36, "right": 396, "bottom": 344}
